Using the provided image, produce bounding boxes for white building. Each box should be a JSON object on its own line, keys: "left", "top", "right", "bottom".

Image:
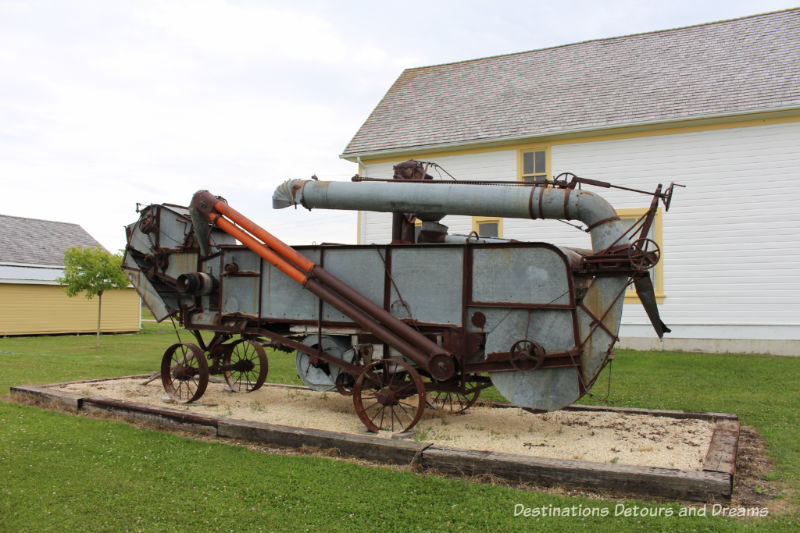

{"left": 341, "top": 9, "right": 800, "bottom": 356}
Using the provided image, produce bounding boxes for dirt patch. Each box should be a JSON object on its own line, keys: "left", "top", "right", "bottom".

{"left": 731, "top": 425, "right": 794, "bottom": 515}
{"left": 57, "top": 378, "right": 712, "bottom": 470}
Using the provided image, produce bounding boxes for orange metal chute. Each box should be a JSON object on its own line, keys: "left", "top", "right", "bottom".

{"left": 190, "top": 189, "right": 456, "bottom": 381}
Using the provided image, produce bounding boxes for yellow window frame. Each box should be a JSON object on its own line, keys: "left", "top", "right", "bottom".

{"left": 472, "top": 216, "right": 503, "bottom": 238}
{"left": 618, "top": 207, "right": 665, "bottom": 304}
{"left": 517, "top": 144, "right": 551, "bottom": 183}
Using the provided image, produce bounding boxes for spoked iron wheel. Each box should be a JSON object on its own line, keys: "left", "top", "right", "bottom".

{"left": 353, "top": 358, "right": 425, "bottom": 433}
{"left": 427, "top": 380, "right": 481, "bottom": 414}
{"left": 223, "top": 339, "right": 268, "bottom": 392}
{"left": 161, "top": 343, "right": 209, "bottom": 403}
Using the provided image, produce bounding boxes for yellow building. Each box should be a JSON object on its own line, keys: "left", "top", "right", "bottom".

{"left": 0, "top": 214, "right": 140, "bottom": 336}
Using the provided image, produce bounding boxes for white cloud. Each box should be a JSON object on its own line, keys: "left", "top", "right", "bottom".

{"left": 1, "top": 0, "right": 797, "bottom": 251}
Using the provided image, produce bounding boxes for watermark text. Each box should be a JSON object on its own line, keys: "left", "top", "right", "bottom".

{"left": 513, "top": 503, "right": 769, "bottom": 519}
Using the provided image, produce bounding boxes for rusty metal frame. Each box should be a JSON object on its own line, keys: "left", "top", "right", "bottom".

{"left": 126, "top": 175, "right": 675, "bottom": 432}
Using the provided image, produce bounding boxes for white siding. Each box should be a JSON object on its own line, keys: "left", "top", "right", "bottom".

{"left": 552, "top": 122, "right": 800, "bottom": 343}
{"left": 360, "top": 121, "right": 800, "bottom": 347}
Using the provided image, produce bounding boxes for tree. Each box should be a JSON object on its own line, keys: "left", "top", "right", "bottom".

{"left": 58, "top": 246, "right": 129, "bottom": 347}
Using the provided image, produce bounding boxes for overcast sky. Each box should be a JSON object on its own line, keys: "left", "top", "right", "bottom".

{"left": 1, "top": 0, "right": 796, "bottom": 253}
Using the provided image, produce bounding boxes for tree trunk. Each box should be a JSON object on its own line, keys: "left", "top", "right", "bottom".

{"left": 96, "top": 291, "right": 102, "bottom": 348}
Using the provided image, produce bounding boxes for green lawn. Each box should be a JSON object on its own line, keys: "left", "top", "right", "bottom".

{"left": 1, "top": 323, "right": 799, "bottom": 531}
{"left": 0, "top": 319, "right": 304, "bottom": 390}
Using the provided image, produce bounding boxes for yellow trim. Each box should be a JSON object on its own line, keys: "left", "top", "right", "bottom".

{"left": 517, "top": 144, "right": 551, "bottom": 182}
{"left": 471, "top": 216, "right": 504, "bottom": 238}
{"left": 617, "top": 207, "right": 665, "bottom": 304}
{"left": 356, "top": 111, "right": 800, "bottom": 165}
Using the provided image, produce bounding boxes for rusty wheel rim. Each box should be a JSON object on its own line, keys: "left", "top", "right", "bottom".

{"left": 335, "top": 372, "right": 355, "bottom": 396}
{"left": 223, "top": 339, "right": 268, "bottom": 392}
{"left": 427, "top": 382, "right": 481, "bottom": 414}
{"left": 353, "top": 358, "right": 425, "bottom": 433}
{"left": 161, "top": 343, "right": 209, "bottom": 403}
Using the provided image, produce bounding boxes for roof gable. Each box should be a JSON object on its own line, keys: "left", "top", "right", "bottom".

{"left": 0, "top": 214, "right": 102, "bottom": 266}
{"left": 343, "top": 9, "right": 800, "bottom": 157}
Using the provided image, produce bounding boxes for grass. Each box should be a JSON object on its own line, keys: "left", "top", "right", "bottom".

{"left": 1, "top": 402, "right": 739, "bottom": 533}
{"left": 1, "top": 322, "right": 800, "bottom": 531}
{"left": 0, "top": 319, "right": 303, "bottom": 390}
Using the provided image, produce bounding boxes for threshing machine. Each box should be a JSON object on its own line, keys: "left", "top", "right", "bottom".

{"left": 123, "top": 163, "right": 677, "bottom": 433}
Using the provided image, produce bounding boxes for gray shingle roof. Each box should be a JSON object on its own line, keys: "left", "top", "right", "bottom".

{"left": 0, "top": 214, "right": 102, "bottom": 266}
{"left": 343, "top": 8, "right": 800, "bottom": 158}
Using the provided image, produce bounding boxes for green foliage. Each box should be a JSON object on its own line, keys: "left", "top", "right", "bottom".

{"left": 57, "top": 245, "right": 131, "bottom": 347}
{"left": 57, "top": 245, "right": 128, "bottom": 299}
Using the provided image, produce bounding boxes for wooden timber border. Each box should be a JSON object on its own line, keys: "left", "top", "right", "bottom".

{"left": 9, "top": 377, "right": 739, "bottom": 502}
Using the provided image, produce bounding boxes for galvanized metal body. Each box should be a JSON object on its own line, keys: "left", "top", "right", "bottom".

{"left": 273, "top": 177, "right": 638, "bottom": 409}
{"left": 123, "top": 168, "right": 674, "bottom": 432}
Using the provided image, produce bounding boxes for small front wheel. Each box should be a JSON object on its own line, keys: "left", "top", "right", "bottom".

{"left": 223, "top": 339, "right": 268, "bottom": 392}
{"left": 161, "top": 343, "right": 209, "bottom": 403}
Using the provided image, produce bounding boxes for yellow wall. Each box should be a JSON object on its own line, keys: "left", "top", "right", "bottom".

{"left": 0, "top": 284, "right": 140, "bottom": 335}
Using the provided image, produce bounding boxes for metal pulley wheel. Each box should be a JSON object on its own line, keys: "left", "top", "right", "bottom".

{"left": 161, "top": 343, "right": 209, "bottom": 403}
{"left": 223, "top": 339, "right": 268, "bottom": 392}
{"left": 353, "top": 358, "right": 426, "bottom": 433}
{"left": 296, "top": 335, "right": 354, "bottom": 391}
{"left": 509, "top": 339, "right": 546, "bottom": 372}
{"left": 628, "top": 238, "right": 660, "bottom": 272}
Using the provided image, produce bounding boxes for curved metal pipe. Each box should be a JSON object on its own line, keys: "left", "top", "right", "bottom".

{"left": 273, "top": 179, "right": 623, "bottom": 252}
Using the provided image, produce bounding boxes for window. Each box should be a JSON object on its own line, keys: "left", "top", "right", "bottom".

{"left": 472, "top": 217, "right": 503, "bottom": 238}
{"left": 518, "top": 145, "right": 550, "bottom": 183}
{"left": 618, "top": 208, "right": 665, "bottom": 303}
